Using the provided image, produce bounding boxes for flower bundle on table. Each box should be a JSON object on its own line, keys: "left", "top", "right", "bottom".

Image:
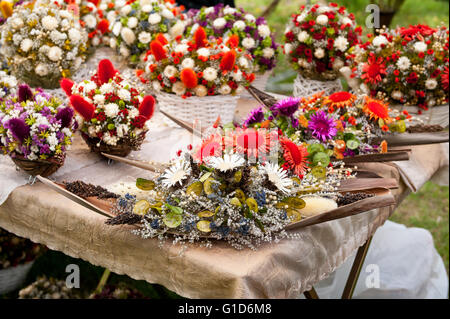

{"left": 102, "top": 0, "right": 186, "bottom": 65}
{"left": 283, "top": 3, "right": 362, "bottom": 81}
{"left": 0, "top": 0, "right": 88, "bottom": 88}
{"left": 139, "top": 26, "right": 255, "bottom": 98}
{"left": 0, "top": 84, "right": 75, "bottom": 163}
{"left": 351, "top": 24, "right": 449, "bottom": 111}
{"left": 53, "top": 0, "right": 108, "bottom": 50}
{"left": 108, "top": 148, "right": 355, "bottom": 249}
{"left": 185, "top": 3, "right": 279, "bottom": 74}
{"left": 0, "top": 70, "right": 17, "bottom": 100}
{"left": 243, "top": 91, "right": 410, "bottom": 160}
{"left": 61, "top": 59, "right": 155, "bottom": 154}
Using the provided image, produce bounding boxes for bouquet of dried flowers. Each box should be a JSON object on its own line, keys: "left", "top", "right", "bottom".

{"left": 242, "top": 91, "right": 411, "bottom": 160}
{"left": 0, "top": 0, "right": 88, "bottom": 88}
{"left": 0, "top": 84, "right": 76, "bottom": 176}
{"left": 107, "top": 131, "right": 355, "bottom": 250}
{"left": 139, "top": 26, "right": 255, "bottom": 98}
{"left": 283, "top": 2, "right": 362, "bottom": 81}
{"left": 350, "top": 24, "right": 449, "bottom": 112}
{"left": 185, "top": 3, "right": 279, "bottom": 74}
{"left": 61, "top": 58, "right": 155, "bottom": 156}
{"left": 101, "top": 0, "right": 186, "bottom": 65}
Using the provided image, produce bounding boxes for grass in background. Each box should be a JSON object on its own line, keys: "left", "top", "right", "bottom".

{"left": 390, "top": 182, "right": 449, "bottom": 273}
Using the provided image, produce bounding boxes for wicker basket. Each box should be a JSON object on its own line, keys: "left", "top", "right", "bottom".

{"left": 240, "top": 71, "right": 272, "bottom": 100}
{"left": 0, "top": 261, "right": 34, "bottom": 295}
{"left": 293, "top": 73, "right": 343, "bottom": 98}
{"left": 81, "top": 132, "right": 147, "bottom": 157}
{"left": 12, "top": 154, "right": 65, "bottom": 177}
{"left": 156, "top": 92, "right": 240, "bottom": 128}
{"left": 390, "top": 104, "right": 449, "bottom": 128}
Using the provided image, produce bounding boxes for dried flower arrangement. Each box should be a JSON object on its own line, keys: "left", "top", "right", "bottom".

{"left": 106, "top": 129, "right": 357, "bottom": 250}
{"left": 0, "top": 84, "right": 76, "bottom": 176}
{"left": 0, "top": 0, "right": 89, "bottom": 88}
{"left": 61, "top": 59, "right": 155, "bottom": 157}
{"left": 0, "top": 227, "right": 45, "bottom": 270}
{"left": 350, "top": 24, "right": 449, "bottom": 112}
{"left": 138, "top": 26, "right": 255, "bottom": 98}
{"left": 185, "top": 3, "right": 279, "bottom": 74}
{"left": 283, "top": 2, "right": 362, "bottom": 81}
{"left": 101, "top": 0, "right": 186, "bottom": 65}
{"left": 242, "top": 92, "right": 411, "bottom": 160}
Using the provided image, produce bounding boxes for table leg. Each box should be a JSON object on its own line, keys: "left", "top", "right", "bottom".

{"left": 303, "top": 287, "right": 319, "bottom": 299}
{"left": 341, "top": 236, "right": 373, "bottom": 299}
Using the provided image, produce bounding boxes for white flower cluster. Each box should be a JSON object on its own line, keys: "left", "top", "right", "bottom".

{"left": 102, "top": 0, "right": 186, "bottom": 65}
{"left": 0, "top": 71, "right": 18, "bottom": 99}
{"left": 0, "top": 1, "right": 88, "bottom": 88}
{"left": 71, "top": 76, "right": 147, "bottom": 146}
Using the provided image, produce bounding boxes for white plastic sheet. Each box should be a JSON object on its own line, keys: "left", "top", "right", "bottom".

{"left": 308, "top": 221, "right": 448, "bottom": 299}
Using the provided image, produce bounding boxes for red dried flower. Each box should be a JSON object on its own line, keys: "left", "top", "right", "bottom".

{"left": 220, "top": 50, "right": 236, "bottom": 72}
{"left": 70, "top": 95, "right": 96, "bottom": 120}
{"left": 150, "top": 40, "right": 167, "bottom": 61}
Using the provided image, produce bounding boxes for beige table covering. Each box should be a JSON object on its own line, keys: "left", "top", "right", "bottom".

{"left": 0, "top": 96, "right": 448, "bottom": 298}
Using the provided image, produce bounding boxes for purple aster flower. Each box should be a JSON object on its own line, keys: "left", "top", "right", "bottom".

{"left": 5, "top": 118, "right": 30, "bottom": 142}
{"left": 56, "top": 107, "right": 74, "bottom": 128}
{"left": 18, "top": 84, "right": 34, "bottom": 102}
{"left": 308, "top": 111, "right": 338, "bottom": 142}
{"left": 343, "top": 149, "right": 355, "bottom": 157}
{"left": 291, "top": 118, "right": 299, "bottom": 128}
{"left": 271, "top": 97, "right": 300, "bottom": 117}
{"left": 40, "top": 144, "right": 50, "bottom": 154}
{"left": 243, "top": 106, "right": 264, "bottom": 126}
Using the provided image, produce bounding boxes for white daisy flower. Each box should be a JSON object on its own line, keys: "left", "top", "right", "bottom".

{"left": 203, "top": 67, "right": 217, "bottom": 81}
{"left": 193, "top": 85, "right": 207, "bottom": 97}
{"left": 396, "top": 56, "right": 411, "bottom": 71}
{"left": 181, "top": 58, "right": 195, "bottom": 69}
{"left": 161, "top": 9, "right": 174, "bottom": 19}
{"left": 213, "top": 17, "right": 226, "bottom": 29}
{"left": 223, "top": 7, "right": 236, "bottom": 15}
{"left": 121, "top": 5, "right": 132, "bottom": 15}
{"left": 148, "top": 13, "right": 162, "bottom": 25}
{"left": 138, "top": 32, "right": 151, "bottom": 44}
{"left": 172, "top": 81, "right": 186, "bottom": 95}
{"left": 41, "top": 16, "right": 58, "bottom": 31}
{"left": 218, "top": 84, "right": 231, "bottom": 95}
{"left": 425, "top": 79, "right": 438, "bottom": 90}
{"left": 161, "top": 160, "right": 191, "bottom": 187}
{"left": 316, "top": 14, "right": 328, "bottom": 25}
{"left": 104, "top": 103, "right": 119, "bottom": 118}
{"left": 372, "top": 35, "right": 388, "bottom": 47}
{"left": 68, "top": 28, "right": 82, "bottom": 44}
{"left": 414, "top": 41, "right": 427, "bottom": 52}
{"left": 11, "top": 18, "right": 23, "bottom": 29}
{"left": 262, "top": 163, "right": 293, "bottom": 194}
{"left": 48, "top": 47, "right": 63, "bottom": 61}
{"left": 20, "top": 39, "right": 33, "bottom": 52}
{"left": 142, "top": 5, "right": 153, "bottom": 13}
{"left": 334, "top": 36, "right": 349, "bottom": 52}
{"left": 297, "top": 31, "right": 309, "bottom": 43}
{"left": 197, "top": 47, "right": 210, "bottom": 58}
{"left": 35, "top": 63, "right": 48, "bottom": 76}
{"left": 128, "top": 17, "right": 138, "bottom": 29}
{"left": 262, "top": 47, "right": 275, "bottom": 58}
{"left": 169, "top": 21, "right": 186, "bottom": 38}
{"left": 238, "top": 57, "right": 249, "bottom": 68}
{"left": 244, "top": 14, "right": 256, "bottom": 22}
{"left": 258, "top": 25, "right": 271, "bottom": 38}
{"left": 314, "top": 48, "right": 325, "bottom": 59}
{"left": 233, "top": 20, "right": 246, "bottom": 30}
{"left": 284, "top": 43, "right": 293, "bottom": 54}
{"left": 207, "top": 153, "right": 245, "bottom": 172}
{"left": 242, "top": 37, "right": 255, "bottom": 49}
{"left": 83, "top": 14, "right": 97, "bottom": 29}
{"left": 118, "top": 89, "right": 131, "bottom": 101}
{"left": 164, "top": 65, "right": 177, "bottom": 78}
{"left": 121, "top": 27, "right": 136, "bottom": 45}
